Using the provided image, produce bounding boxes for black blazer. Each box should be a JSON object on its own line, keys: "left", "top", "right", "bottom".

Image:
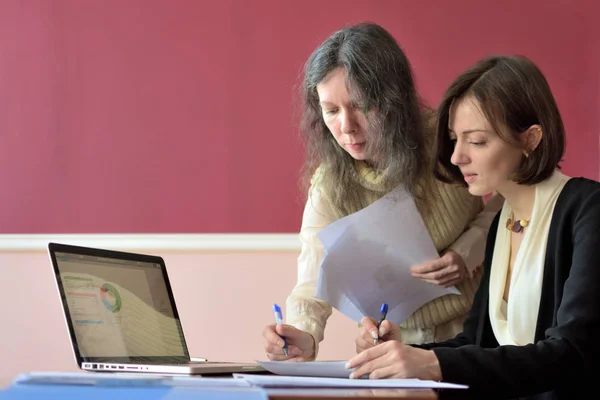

{"left": 419, "top": 177, "right": 600, "bottom": 400}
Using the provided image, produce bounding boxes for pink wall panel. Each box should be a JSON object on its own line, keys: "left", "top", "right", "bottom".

{"left": 0, "top": 0, "right": 597, "bottom": 233}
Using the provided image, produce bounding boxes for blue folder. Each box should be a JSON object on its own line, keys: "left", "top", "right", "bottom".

{"left": 1, "top": 385, "right": 269, "bottom": 400}
{"left": 0, "top": 373, "right": 269, "bottom": 400}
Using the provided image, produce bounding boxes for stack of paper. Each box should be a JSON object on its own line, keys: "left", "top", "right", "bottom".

{"left": 257, "top": 360, "right": 352, "bottom": 379}
{"left": 6, "top": 372, "right": 269, "bottom": 400}
{"left": 10, "top": 369, "right": 467, "bottom": 391}
{"left": 13, "top": 371, "right": 252, "bottom": 387}
{"left": 235, "top": 372, "right": 467, "bottom": 390}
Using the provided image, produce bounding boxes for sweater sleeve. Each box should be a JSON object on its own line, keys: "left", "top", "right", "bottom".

{"left": 430, "top": 186, "right": 600, "bottom": 398}
{"left": 448, "top": 192, "right": 504, "bottom": 276}
{"left": 285, "top": 179, "right": 334, "bottom": 359}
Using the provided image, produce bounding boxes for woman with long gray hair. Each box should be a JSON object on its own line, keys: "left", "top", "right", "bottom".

{"left": 262, "top": 22, "right": 501, "bottom": 362}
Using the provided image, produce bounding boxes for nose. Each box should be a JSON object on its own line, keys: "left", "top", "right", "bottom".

{"left": 450, "top": 141, "right": 468, "bottom": 166}
{"left": 340, "top": 109, "right": 358, "bottom": 134}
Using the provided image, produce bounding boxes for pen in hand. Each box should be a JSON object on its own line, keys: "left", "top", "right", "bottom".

{"left": 272, "top": 304, "right": 289, "bottom": 357}
{"left": 374, "top": 302, "right": 388, "bottom": 345}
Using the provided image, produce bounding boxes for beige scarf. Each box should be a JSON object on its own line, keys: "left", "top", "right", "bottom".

{"left": 489, "top": 171, "right": 570, "bottom": 345}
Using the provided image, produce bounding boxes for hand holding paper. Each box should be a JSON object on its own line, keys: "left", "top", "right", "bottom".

{"left": 316, "top": 186, "right": 459, "bottom": 324}
{"left": 411, "top": 249, "right": 469, "bottom": 287}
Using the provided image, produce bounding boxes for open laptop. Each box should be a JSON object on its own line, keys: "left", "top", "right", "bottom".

{"left": 48, "top": 242, "right": 264, "bottom": 375}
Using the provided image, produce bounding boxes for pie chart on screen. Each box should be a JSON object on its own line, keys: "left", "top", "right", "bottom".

{"left": 100, "top": 283, "right": 122, "bottom": 313}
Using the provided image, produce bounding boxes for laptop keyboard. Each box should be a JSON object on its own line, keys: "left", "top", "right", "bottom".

{"left": 166, "top": 361, "right": 232, "bottom": 366}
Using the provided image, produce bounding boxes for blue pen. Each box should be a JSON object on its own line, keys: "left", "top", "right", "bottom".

{"left": 272, "top": 304, "right": 289, "bottom": 356}
{"left": 374, "top": 302, "right": 388, "bottom": 345}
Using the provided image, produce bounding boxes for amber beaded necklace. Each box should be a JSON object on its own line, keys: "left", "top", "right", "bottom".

{"left": 506, "top": 213, "right": 530, "bottom": 233}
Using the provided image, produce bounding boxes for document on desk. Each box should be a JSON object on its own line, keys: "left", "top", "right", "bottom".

{"left": 14, "top": 371, "right": 252, "bottom": 387}
{"left": 257, "top": 360, "right": 353, "bottom": 379}
{"left": 316, "top": 185, "right": 460, "bottom": 324}
{"left": 8, "top": 372, "right": 268, "bottom": 400}
{"left": 234, "top": 373, "right": 467, "bottom": 390}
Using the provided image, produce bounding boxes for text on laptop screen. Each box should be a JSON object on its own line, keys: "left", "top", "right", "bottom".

{"left": 54, "top": 252, "right": 187, "bottom": 359}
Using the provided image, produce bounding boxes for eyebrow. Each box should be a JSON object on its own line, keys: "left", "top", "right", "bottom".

{"left": 319, "top": 101, "right": 337, "bottom": 107}
{"left": 448, "top": 128, "right": 491, "bottom": 135}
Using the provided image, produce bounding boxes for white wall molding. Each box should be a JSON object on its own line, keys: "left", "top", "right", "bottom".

{"left": 0, "top": 234, "right": 301, "bottom": 253}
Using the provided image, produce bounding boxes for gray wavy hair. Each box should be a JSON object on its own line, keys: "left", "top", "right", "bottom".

{"left": 300, "top": 22, "right": 431, "bottom": 217}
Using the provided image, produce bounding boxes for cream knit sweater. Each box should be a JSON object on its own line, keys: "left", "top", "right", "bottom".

{"left": 286, "top": 163, "right": 501, "bottom": 355}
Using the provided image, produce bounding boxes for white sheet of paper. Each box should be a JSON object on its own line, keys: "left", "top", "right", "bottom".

{"left": 317, "top": 186, "right": 460, "bottom": 324}
{"left": 316, "top": 268, "right": 365, "bottom": 323}
{"left": 256, "top": 360, "right": 354, "bottom": 379}
{"left": 234, "top": 372, "right": 467, "bottom": 390}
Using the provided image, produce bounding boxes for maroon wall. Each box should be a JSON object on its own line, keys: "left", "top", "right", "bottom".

{"left": 0, "top": 0, "right": 597, "bottom": 233}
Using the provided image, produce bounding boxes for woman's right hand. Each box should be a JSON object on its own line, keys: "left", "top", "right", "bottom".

{"left": 355, "top": 316, "right": 402, "bottom": 354}
{"left": 262, "top": 324, "right": 316, "bottom": 361}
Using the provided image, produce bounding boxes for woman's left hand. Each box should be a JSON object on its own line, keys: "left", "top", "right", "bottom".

{"left": 410, "top": 250, "right": 467, "bottom": 287}
{"left": 346, "top": 341, "right": 442, "bottom": 381}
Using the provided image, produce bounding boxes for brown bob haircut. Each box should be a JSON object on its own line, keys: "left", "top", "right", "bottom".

{"left": 434, "top": 55, "right": 565, "bottom": 187}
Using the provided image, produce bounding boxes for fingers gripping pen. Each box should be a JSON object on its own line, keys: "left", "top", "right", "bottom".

{"left": 273, "top": 304, "right": 289, "bottom": 356}
{"left": 374, "top": 302, "right": 388, "bottom": 345}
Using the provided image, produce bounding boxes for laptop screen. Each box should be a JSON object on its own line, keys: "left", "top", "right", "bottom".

{"left": 50, "top": 244, "right": 190, "bottom": 364}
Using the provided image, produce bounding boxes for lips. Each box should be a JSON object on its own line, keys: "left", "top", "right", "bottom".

{"left": 463, "top": 173, "right": 477, "bottom": 183}
{"left": 347, "top": 143, "right": 365, "bottom": 151}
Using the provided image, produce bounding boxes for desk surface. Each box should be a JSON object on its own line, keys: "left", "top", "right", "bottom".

{"left": 266, "top": 388, "right": 437, "bottom": 400}
{"left": 1, "top": 384, "right": 438, "bottom": 400}
{"left": 1, "top": 372, "right": 440, "bottom": 400}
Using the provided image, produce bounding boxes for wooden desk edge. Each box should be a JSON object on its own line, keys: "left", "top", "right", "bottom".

{"left": 266, "top": 388, "right": 437, "bottom": 400}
